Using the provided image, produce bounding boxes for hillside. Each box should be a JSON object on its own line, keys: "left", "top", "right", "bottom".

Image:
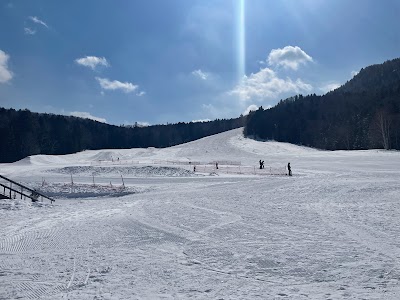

{"left": 0, "top": 107, "right": 244, "bottom": 163}
{"left": 339, "top": 58, "right": 400, "bottom": 94}
{"left": 245, "top": 58, "right": 400, "bottom": 150}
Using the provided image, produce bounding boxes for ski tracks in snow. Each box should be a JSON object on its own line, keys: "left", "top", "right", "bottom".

{"left": 0, "top": 203, "right": 103, "bottom": 299}
{"left": 305, "top": 177, "right": 400, "bottom": 296}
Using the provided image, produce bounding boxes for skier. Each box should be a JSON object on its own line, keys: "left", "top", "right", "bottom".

{"left": 288, "top": 162, "right": 292, "bottom": 176}
{"left": 216, "top": 162, "right": 219, "bottom": 169}
{"left": 259, "top": 160, "right": 263, "bottom": 169}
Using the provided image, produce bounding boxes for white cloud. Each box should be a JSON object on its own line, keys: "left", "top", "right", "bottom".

{"left": 136, "top": 91, "right": 146, "bottom": 97}
{"left": 75, "top": 56, "right": 109, "bottom": 70}
{"left": 95, "top": 77, "right": 138, "bottom": 93}
{"left": 29, "top": 16, "right": 48, "bottom": 28}
{"left": 268, "top": 46, "right": 313, "bottom": 70}
{"left": 122, "top": 121, "right": 150, "bottom": 127}
{"left": 192, "top": 119, "right": 211, "bottom": 123}
{"left": 192, "top": 69, "right": 209, "bottom": 80}
{"left": 136, "top": 121, "right": 149, "bottom": 127}
{"left": 320, "top": 82, "right": 341, "bottom": 94}
{"left": 70, "top": 111, "right": 107, "bottom": 123}
{"left": 0, "top": 50, "right": 13, "bottom": 83}
{"left": 243, "top": 105, "right": 259, "bottom": 115}
{"left": 229, "top": 67, "right": 312, "bottom": 101}
{"left": 24, "top": 27, "right": 36, "bottom": 35}
{"left": 351, "top": 70, "right": 359, "bottom": 77}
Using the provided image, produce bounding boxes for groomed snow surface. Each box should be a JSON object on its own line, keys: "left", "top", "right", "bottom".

{"left": 1, "top": 128, "right": 400, "bottom": 299}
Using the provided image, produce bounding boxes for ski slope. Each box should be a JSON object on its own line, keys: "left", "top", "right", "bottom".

{"left": 1, "top": 128, "right": 400, "bottom": 299}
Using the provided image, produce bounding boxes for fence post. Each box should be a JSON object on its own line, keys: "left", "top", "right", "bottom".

{"left": 121, "top": 175, "right": 125, "bottom": 188}
{"left": 70, "top": 174, "right": 74, "bottom": 193}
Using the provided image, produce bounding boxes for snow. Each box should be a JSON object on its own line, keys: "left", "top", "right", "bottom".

{"left": 1, "top": 128, "right": 400, "bottom": 299}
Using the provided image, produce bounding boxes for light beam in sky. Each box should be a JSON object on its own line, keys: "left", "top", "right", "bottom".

{"left": 237, "top": 0, "right": 246, "bottom": 83}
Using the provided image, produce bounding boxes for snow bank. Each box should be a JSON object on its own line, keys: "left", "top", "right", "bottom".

{"left": 33, "top": 182, "right": 144, "bottom": 199}
{"left": 47, "top": 165, "right": 196, "bottom": 177}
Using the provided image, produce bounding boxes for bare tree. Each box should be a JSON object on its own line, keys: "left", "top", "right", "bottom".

{"left": 375, "top": 109, "right": 392, "bottom": 150}
{"left": 337, "top": 123, "right": 352, "bottom": 150}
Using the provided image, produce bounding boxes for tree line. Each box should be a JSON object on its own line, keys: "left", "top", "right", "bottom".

{"left": 244, "top": 58, "right": 400, "bottom": 150}
{"left": 0, "top": 108, "right": 244, "bottom": 163}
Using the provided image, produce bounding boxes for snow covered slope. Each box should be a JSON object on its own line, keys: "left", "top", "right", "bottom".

{"left": 1, "top": 128, "right": 400, "bottom": 299}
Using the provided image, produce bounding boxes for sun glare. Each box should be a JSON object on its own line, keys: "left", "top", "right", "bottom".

{"left": 237, "top": 0, "right": 246, "bottom": 83}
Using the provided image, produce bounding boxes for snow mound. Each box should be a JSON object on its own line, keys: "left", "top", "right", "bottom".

{"left": 13, "top": 155, "right": 69, "bottom": 166}
{"left": 229, "top": 129, "right": 318, "bottom": 155}
{"left": 89, "top": 151, "right": 121, "bottom": 162}
{"left": 11, "top": 156, "right": 33, "bottom": 166}
{"left": 5, "top": 128, "right": 319, "bottom": 175}
{"left": 47, "top": 166, "right": 196, "bottom": 177}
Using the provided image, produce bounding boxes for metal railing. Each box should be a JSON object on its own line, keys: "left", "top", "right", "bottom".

{"left": 0, "top": 175, "right": 55, "bottom": 203}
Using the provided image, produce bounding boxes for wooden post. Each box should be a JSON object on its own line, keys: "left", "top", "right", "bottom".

{"left": 121, "top": 175, "right": 125, "bottom": 188}
{"left": 70, "top": 174, "right": 74, "bottom": 193}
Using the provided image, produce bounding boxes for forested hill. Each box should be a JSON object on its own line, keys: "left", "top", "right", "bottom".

{"left": 244, "top": 58, "right": 400, "bottom": 150}
{"left": 0, "top": 108, "right": 244, "bottom": 163}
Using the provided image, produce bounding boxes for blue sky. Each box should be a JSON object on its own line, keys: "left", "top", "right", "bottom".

{"left": 1, "top": 0, "right": 400, "bottom": 125}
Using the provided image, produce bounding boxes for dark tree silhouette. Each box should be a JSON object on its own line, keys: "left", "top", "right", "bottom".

{"left": 244, "top": 58, "right": 400, "bottom": 151}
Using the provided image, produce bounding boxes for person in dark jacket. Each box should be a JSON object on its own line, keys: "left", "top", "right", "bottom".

{"left": 288, "top": 162, "right": 292, "bottom": 176}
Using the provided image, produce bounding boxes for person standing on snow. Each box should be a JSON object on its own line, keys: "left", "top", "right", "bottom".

{"left": 288, "top": 162, "right": 292, "bottom": 176}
